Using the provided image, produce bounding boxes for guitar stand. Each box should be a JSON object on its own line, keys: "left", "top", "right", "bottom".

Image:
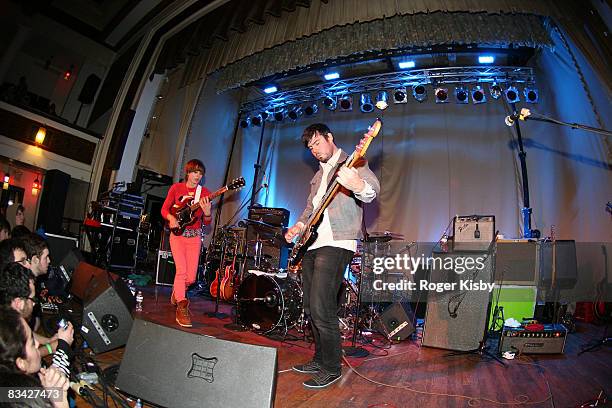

{"left": 207, "top": 234, "right": 228, "bottom": 320}
{"left": 578, "top": 325, "right": 611, "bottom": 355}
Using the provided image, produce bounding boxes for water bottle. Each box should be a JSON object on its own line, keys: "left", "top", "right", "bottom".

{"left": 128, "top": 279, "right": 136, "bottom": 296}
{"left": 134, "top": 399, "right": 143, "bottom": 408}
{"left": 135, "top": 291, "right": 143, "bottom": 312}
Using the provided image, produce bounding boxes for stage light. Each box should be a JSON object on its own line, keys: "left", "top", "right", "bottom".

{"left": 471, "top": 86, "right": 486, "bottom": 104}
{"left": 375, "top": 91, "right": 388, "bottom": 110}
{"left": 35, "top": 126, "right": 46, "bottom": 144}
{"left": 251, "top": 114, "right": 263, "bottom": 126}
{"left": 435, "top": 88, "right": 449, "bottom": 104}
{"left": 412, "top": 85, "right": 427, "bottom": 102}
{"left": 273, "top": 110, "right": 285, "bottom": 122}
{"left": 398, "top": 60, "right": 415, "bottom": 69}
{"left": 263, "top": 86, "right": 278, "bottom": 94}
{"left": 393, "top": 88, "right": 408, "bottom": 104}
{"left": 2, "top": 173, "right": 9, "bottom": 190}
{"left": 32, "top": 177, "right": 40, "bottom": 196}
{"left": 490, "top": 82, "right": 502, "bottom": 99}
{"left": 478, "top": 55, "right": 495, "bottom": 64}
{"left": 324, "top": 72, "right": 340, "bottom": 81}
{"left": 304, "top": 104, "right": 318, "bottom": 116}
{"left": 288, "top": 107, "right": 303, "bottom": 121}
{"left": 359, "top": 93, "right": 374, "bottom": 113}
{"left": 339, "top": 95, "right": 352, "bottom": 111}
{"left": 524, "top": 87, "right": 539, "bottom": 103}
{"left": 505, "top": 86, "right": 520, "bottom": 103}
{"left": 322, "top": 95, "right": 337, "bottom": 111}
{"left": 239, "top": 118, "right": 250, "bottom": 128}
{"left": 260, "top": 111, "right": 269, "bottom": 121}
{"left": 455, "top": 86, "right": 469, "bottom": 104}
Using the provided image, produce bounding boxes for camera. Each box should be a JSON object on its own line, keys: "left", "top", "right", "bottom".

{"left": 57, "top": 318, "right": 68, "bottom": 330}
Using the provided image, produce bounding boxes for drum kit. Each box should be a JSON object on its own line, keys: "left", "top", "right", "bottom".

{"left": 203, "top": 222, "right": 405, "bottom": 338}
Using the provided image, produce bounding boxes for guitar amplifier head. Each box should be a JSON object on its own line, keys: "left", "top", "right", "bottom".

{"left": 453, "top": 215, "right": 495, "bottom": 251}
{"left": 248, "top": 207, "right": 290, "bottom": 228}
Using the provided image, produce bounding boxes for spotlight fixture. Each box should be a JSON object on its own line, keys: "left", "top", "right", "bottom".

{"left": 524, "top": 87, "right": 539, "bottom": 103}
{"left": 288, "top": 107, "right": 303, "bottom": 121}
{"left": 359, "top": 93, "right": 374, "bottom": 113}
{"left": 375, "top": 91, "right": 388, "bottom": 110}
{"left": 412, "top": 85, "right": 427, "bottom": 102}
{"left": 304, "top": 104, "right": 318, "bottom": 116}
{"left": 434, "top": 88, "right": 449, "bottom": 104}
{"left": 239, "top": 118, "right": 250, "bottom": 128}
{"left": 251, "top": 114, "right": 263, "bottom": 126}
{"left": 393, "top": 88, "right": 408, "bottom": 104}
{"left": 263, "top": 85, "right": 278, "bottom": 94}
{"left": 490, "top": 82, "right": 502, "bottom": 99}
{"left": 322, "top": 95, "right": 337, "bottom": 111}
{"left": 455, "top": 86, "right": 469, "bottom": 104}
{"left": 471, "top": 86, "right": 486, "bottom": 104}
{"left": 339, "top": 95, "right": 353, "bottom": 111}
{"left": 273, "top": 110, "right": 285, "bottom": 122}
{"left": 504, "top": 86, "right": 520, "bottom": 103}
{"left": 398, "top": 60, "right": 415, "bottom": 69}
{"left": 324, "top": 72, "right": 340, "bottom": 81}
{"left": 35, "top": 126, "right": 46, "bottom": 144}
{"left": 478, "top": 55, "right": 495, "bottom": 64}
{"left": 260, "top": 111, "right": 270, "bottom": 121}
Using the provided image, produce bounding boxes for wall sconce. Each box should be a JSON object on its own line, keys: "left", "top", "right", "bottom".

{"left": 32, "top": 177, "right": 40, "bottom": 196}
{"left": 2, "top": 174, "right": 9, "bottom": 190}
{"left": 64, "top": 64, "right": 74, "bottom": 80}
{"left": 35, "top": 126, "right": 46, "bottom": 145}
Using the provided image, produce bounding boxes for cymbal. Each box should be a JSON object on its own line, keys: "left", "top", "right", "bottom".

{"left": 363, "top": 231, "right": 405, "bottom": 243}
{"left": 244, "top": 219, "right": 276, "bottom": 229}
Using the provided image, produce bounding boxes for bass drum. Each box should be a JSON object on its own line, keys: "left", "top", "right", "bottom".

{"left": 237, "top": 274, "right": 302, "bottom": 332}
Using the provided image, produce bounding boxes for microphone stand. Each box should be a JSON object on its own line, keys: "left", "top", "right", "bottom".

{"left": 518, "top": 109, "right": 612, "bottom": 137}
{"left": 509, "top": 103, "right": 540, "bottom": 239}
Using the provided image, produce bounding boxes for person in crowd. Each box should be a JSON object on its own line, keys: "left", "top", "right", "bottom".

{"left": 0, "top": 216, "right": 10, "bottom": 242}
{"left": 0, "top": 238, "right": 29, "bottom": 270}
{"left": 0, "top": 306, "right": 69, "bottom": 408}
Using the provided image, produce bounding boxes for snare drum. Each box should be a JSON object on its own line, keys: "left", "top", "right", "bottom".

{"left": 237, "top": 274, "right": 302, "bottom": 332}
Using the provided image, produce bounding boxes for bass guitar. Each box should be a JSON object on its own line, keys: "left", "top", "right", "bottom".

{"left": 169, "top": 177, "right": 245, "bottom": 235}
{"left": 288, "top": 119, "right": 382, "bottom": 267}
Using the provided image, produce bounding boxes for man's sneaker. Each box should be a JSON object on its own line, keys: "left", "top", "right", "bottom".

{"left": 292, "top": 360, "right": 321, "bottom": 374}
{"left": 303, "top": 370, "right": 342, "bottom": 389}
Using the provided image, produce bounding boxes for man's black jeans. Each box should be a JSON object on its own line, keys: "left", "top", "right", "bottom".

{"left": 301, "top": 246, "right": 354, "bottom": 373}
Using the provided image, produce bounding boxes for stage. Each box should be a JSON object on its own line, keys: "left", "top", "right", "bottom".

{"left": 79, "top": 285, "right": 611, "bottom": 408}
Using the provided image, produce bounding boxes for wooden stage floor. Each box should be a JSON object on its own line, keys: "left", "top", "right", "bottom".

{"left": 89, "top": 286, "right": 611, "bottom": 408}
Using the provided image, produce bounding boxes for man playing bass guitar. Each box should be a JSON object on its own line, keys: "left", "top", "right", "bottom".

{"left": 161, "top": 159, "right": 212, "bottom": 327}
{"left": 285, "top": 123, "right": 380, "bottom": 389}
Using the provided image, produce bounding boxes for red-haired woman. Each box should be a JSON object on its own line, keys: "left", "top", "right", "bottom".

{"left": 161, "top": 159, "right": 212, "bottom": 327}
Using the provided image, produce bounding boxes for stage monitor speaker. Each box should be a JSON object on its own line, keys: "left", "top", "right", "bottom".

{"left": 494, "top": 240, "right": 538, "bottom": 285}
{"left": 37, "top": 170, "right": 71, "bottom": 234}
{"left": 375, "top": 302, "right": 415, "bottom": 341}
{"left": 78, "top": 74, "right": 101, "bottom": 105}
{"left": 116, "top": 319, "right": 277, "bottom": 408}
{"left": 422, "top": 250, "right": 494, "bottom": 351}
{"left": 70, "top": 262, "right": 117, "bottom": 300}
{"left": 45, "top": 233, "right": 78, "bottom": 266}
{"left": 80, "top": 270, "right": 134, "bottom": 354}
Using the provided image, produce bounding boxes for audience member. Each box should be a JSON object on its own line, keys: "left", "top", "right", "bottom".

{"left": 21, "top": 233, "right": 50, "bottom": 277}
{"left": 0, "top": 216, "right": 10, "bottom": 242}
{"left": 15, "top": 205, "right": 25, "bottom": 226}
{"left": 0, "top": 238, "right": 29, "bottom": 270}
{"left": 11, "top": 224, "right": 31, "bottom": 240}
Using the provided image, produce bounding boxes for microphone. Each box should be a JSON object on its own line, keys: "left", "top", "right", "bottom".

{"left": 505, "top": 108, "right": 532, "bottom": 126}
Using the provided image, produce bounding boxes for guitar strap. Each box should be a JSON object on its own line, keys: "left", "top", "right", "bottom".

{"left": 194, "top": 185, "right": 202, "bottom": 203}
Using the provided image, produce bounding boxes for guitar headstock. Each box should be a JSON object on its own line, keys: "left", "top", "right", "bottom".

{"left": 356, "top": 118, "right": 382, "bottom": 158}
{"left": 227, "top": 177, "right": 246, "bottom": 191}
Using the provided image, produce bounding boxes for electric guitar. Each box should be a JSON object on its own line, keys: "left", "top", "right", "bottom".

{"left": 169, "top": 177, "right": 245, "bottom": 235}
{"left": 210, "top": 240, "right": 239, "bottom": 300}
{"left": 288, "top": 119, "right": 382, "bottom": 267}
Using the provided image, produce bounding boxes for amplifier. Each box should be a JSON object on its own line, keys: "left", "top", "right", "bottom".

{"left": 248, "top": 207, "right": 289, "bottom": 228}
{"left": 156, "top": 250, "right": 175, "bottom": 286}
{"left": 453, "top": 215, "right": 495, "bottom": 251}
{"left": 498, "top": 324, "right": 567, "bottom": 354}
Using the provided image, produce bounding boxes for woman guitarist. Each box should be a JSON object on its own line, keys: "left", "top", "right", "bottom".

{"left": 161, "top": 159, "right": 212, "bottom": 327}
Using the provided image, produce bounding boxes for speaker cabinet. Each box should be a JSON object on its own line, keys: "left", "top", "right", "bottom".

{"left": 422, "top": 251, "right": 494, "bottom": 351}
{"left": 116, "top": 319, "right": 277, "bottom": 408}
{"left": 109, "top": 229, "right": 138, "bottom": 270}
{"left": 494, "top": 240, "right": 538, "bottom": 285}
{"left": 375, "top": 303, "right": 415, "bottom": 341}
{"left": 78, "top": 74, "right": 101, "bottom": 105}
{"left": 245, "top": 223, "right": 287, "bottom": 271}
{"left": 538, "top": 240, "right": 577, "bottom": 290}
{"left": 69, "top": 262, "right": 110, "bottom": 301}
{"left": 156, "top": 250, "right": 175, "bottom": 286}
{"left": 80, "top": 271, "right": 134, "bottom": 354}
{"left": 37, "top": 169, "right": 71, "bottom": 234}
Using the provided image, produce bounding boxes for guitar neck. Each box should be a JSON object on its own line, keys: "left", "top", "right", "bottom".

{"left": 188, "top": 186, "right": 228, "bottom": 211}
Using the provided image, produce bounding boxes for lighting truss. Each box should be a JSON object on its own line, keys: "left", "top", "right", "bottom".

{"left": 240, "top": 66, "right": 536, "bottom": 114}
